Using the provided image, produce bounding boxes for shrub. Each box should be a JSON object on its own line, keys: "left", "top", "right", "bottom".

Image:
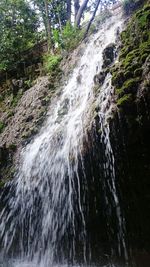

{"left": 43, "top": 54, "right": 62, "bottom": 73}
{"left": 52, "top": 22, "right": 84, "bottom": 51}
{"left": 61, "top": 22, "right": 84, "bottom": 51}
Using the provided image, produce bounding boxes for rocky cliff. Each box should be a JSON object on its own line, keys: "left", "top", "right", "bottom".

{"left": 108, "top": 2, "right": 150, "bottom": 265}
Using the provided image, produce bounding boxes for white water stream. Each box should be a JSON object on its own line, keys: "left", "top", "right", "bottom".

{"left": 0, "top": 12, "right": 125, "bottom": 267}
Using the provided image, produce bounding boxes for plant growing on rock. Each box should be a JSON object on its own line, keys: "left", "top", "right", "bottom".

{"left": 43, "top": 54, "right": 62, "bottom": 73}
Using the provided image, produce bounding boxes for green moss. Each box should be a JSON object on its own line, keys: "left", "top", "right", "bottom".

{"left": 117, "top": 94, "right": 132, "bottom": 107}
{"left": 7, "top": 110, "right": 14, "bottom": 118}
{"left": 142, "top": 31, "right": 149, "bottom": 42}
{"left": 122, "top": 78, "right": 140, "bottom": 93}
{"left": 119, "top": 45, "right": 133, "bottom": 59}
{"left": 0, "top": 180, "right": 5, "bottom": 188}
{"left": 140, "top": 53, "right": 149, "bottom": 63}
{"left": 9, "top": 143, "right": 17, "bottom": 152}
{"left": 112, "top": 71, "right": 125, "bottom": 88}
{"left": 124, "top": 70, "right": 133, "bottom": 79}
{"left": 139, "top": 42, "right": 150, "bottom": 55}
{"left": 137, "top": 9, "right": 150, "bottom": 30}
{"left": 116, "top": 88, "right": 125, "bottom": 97}
{"left": 111, "top": 2, "right": 150, "bottom": 111}
{"left": 0, "top": 121, "right": 5, "bottom": 133}
{"left": 143, "top": 4, "right": 150, "bottom": 12}
{"left": 134, "top": 68, "right": 143, "bottom": 77}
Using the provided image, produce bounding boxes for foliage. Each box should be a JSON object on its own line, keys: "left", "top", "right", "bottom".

{"left": 53, "top": 22, "right": 85, "bottom": 51}
{"left": 33, "top": 0, "right": 68, "bottom": 32}
{"left": 43, "top": 54, "right": 62, "bottom": 73}
{"left": 61, "top": 22, "right": 85, "bottom": 51}
{"left": 0, "top": 0, "right": 38, "bottom": 71}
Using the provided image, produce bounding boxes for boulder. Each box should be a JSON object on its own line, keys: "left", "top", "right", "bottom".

{"left": 94, "top": 71, "right": 106, "bottom": 85}
{"left": 102, "top": 43, "right": 116, "bottom": 68}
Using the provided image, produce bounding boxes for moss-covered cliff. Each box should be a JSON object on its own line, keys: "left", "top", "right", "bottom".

{"left": 112, "top": 2, "right": 150, "bottom": 107}
{"left": 110, "top": 2, "right": 150, "bottom": 266}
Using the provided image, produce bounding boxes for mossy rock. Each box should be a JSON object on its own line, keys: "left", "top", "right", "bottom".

{"left": 115, "top": 88, "right": 125, "bottom": 98}
{"left": 134, "top": 68, "right": 143, "bottom": 77}
{"left": 110, "top": 2, "right": 150, "bottom": 111}
{"left": 119, "top": 45, "right": 133, "bottom": 59}
{"left": 112, "top": 71, "right": 125, "bottom": 88}
{"left": 142, "top": 32, "right": 149, "bottom": 42}
{"left": 8, "top": 143, "right": 17, "bottom": 152}
{"left": 0, "top": 121, "right": 5, "bottom": 134}
{"left": 125, "top": 63, "right": 141, "bottom": 74}
{"left": 120, "top": 78, "right": 141, "bottom": 94}
{"left": 140, "top": 53, "right": 149, "bottom": 63}
{"left": 143, "top": 4, "right": 150, "bottom": 12}
{"left": 117, "top": 94, "right": 132, "bottom": 107}
{"left": 102, "top": 43, "right": 116, "bottom": 68}
{"left": 124, "top": 70, "right": 133, "bottom": 80}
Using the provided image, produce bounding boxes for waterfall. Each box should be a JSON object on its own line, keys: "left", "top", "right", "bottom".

{"left": 95, "top": 74, "right": 128, "bottom": 262}
{"left": 0, "top": 12, "right": 126, "bottom": 267}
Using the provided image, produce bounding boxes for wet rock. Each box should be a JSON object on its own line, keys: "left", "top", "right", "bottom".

{"left": 25, "top": 115, "right": 34, "bottom": 122}
{"left": 102, "top": 43, "right": 116, "bottom": 68}
{"left": 11, "top": 79, "right": 23, "bottom": 96}
{"left": 94, "top": 71, "right": 106, "bottom": 85}
{"left": 0, "top": 144, "right": 9, "bottom": 168}
{"left": 77, "top": 74, "right": 82, "bottom": 84}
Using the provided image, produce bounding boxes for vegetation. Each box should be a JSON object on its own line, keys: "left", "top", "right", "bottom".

{"left": 111, "top": 2, "right": 150, "bottom": 107}
{"left": 0, "top": 0, "right": 119, "bottom": 74}
{"left": 43, "top": 54, "right": 62, "bottom": 73}
{"left": 0, "top": 0, "right": 38, "bottom": 71}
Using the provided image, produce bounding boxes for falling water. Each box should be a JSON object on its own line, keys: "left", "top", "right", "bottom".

{"left": 0, "top": 12, "right": 126, "bottom": 267}
{"left": 95, "top": 74, "right": 128, "bottom": 262}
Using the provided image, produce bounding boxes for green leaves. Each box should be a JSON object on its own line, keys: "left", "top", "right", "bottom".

{"left": 0, "top": 0, "right": 38, "bottom": 71}
{"left": 43, "top": 54, "right": 62, "bottom": 72}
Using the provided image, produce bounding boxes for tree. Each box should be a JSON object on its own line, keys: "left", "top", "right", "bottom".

{"left": 75, "top": 0, "right": 90, "bottom": 27}
{"left": 84, "top": 0, "right": 101, "bottom": 38}
{"left": 67, "top": 0, "right": 72, "bottom": 22}
{"left": 74, "top": 0, "right": 80, "bottom": 20}
{"left": 83, "top": 0, "right": 119, "bottom": 36}
{"left": 44, "top": 0, "right": 52, "bottom": 51}
{"left": 0, "top": 0, "right": 38, "bottom": 71}
{"left": 33, "top": 0, "right": 70, "bottom": 40}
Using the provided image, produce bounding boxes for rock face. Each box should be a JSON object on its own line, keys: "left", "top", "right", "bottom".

{"left": 109, "top": 3, "right": 150, "bottom": 265}
{"left": 0, "top": 76, "right": 60, "bottom": 183}
{"left": 81, "top": 2, "right": 150, "bottom": 265}
{"left": 0, "top": 77, "right": 50, "bottom": 147}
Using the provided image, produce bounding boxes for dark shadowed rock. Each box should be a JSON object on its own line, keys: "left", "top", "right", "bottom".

{"left": 102, "top": 43, "right": 116, "bottom": 68}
